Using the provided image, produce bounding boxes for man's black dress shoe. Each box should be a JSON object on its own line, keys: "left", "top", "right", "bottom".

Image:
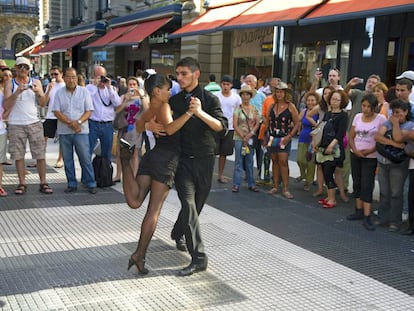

{"left": 401, "top": 228, "right": 414, "bottom": 235}
{"left": 179, "top": 260, "right": 208, "bottom": 277}
{"left": 175, "top": 237, "right": 187, "bottom": 252}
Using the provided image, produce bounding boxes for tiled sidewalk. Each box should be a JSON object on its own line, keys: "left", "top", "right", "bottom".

{"left": 0, "top": 141, "right": 413, "bottom": 310}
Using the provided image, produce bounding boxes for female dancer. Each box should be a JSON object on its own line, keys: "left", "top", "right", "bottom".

{"left": 121, "top": 74, "right": 192, "bottom": 274}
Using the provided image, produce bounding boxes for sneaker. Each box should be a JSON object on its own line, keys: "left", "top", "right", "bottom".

{"left": 346, "top": 209, "right": 364, "bottom": 221}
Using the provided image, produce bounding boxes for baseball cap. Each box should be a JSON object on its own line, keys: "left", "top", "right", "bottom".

{"left": 396, "top": 70, "right": 414, "bottom": 81}
{"left": 221, "top": 75, "right": 233, "bottom": 83}
{"left": 15, "top": 57, "right": 31, "bottom": 67}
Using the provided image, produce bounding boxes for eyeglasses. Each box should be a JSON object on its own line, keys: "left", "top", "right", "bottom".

{"left": 17, "top": 64, "right": 29, "bottom": 70}
{"left": 50, "top": 72, "right": 59, "bottom": 76}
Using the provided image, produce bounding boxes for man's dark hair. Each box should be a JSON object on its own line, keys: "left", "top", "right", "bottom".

{"left": 50, "top": 65, "right": 62, "bottom": 73}
{"left": 176, "top": 57, "right": 200, "bottom": 72}
{"left": 208, "top": 74, "right": 216, "bottom": 82}
{"left": 396, "top": 78, "right": 413, "bottom": 91}
{"left": 63, "top": 67, "right": 77, "bottom": 76}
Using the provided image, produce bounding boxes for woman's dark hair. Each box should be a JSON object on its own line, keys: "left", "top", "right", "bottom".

{"left": 144, "top": 73, "right": 171, "bottom": 96}
{"left": 327, "top": 89, "right": 349, "bottom": 110}
{"left": 361, "top": 93, "right": 378, "bottom": 112}
{"left": 320, "top": 86, "right": 335, "bottom": 112}
{"left": 390, "top": 99, "right": 413, "bottom": 121}
{"left": 385, "top": 86, "right": 397, "bottom": 103}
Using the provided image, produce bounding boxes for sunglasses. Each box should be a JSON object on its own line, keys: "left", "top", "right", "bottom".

{"left": 17, "top": 64, "right": 29, "bottom": 70}
{"left": 50, "top": 72, "right": 59, "bottom": 76}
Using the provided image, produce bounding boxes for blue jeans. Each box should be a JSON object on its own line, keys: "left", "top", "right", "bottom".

{"left": 233, "top": 140, "right": 255, "bottom": 188}
{"left": 60, "top": 134, "right": 97, "bottom": 188}
{"left": 88, "top": 120, "right": 114, "bottom": 161}
{"left": 377, "top": 160, "right": 409, "bottom": 225}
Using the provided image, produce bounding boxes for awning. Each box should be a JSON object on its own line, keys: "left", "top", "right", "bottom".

{"left": 169, "top": 1, "right": 257, "bottom": 38}
{"left": 300, "top": 0, "right": 414, "bottom": 25}
{"left": 108, "top": 17, "right": 172, "bottom": 47}
{"left": 84, "top": 25, "right": 135, "bottom": 48}
{"left": 15, "top": 41, "right": 44, "bottom": 57}
{"left": 38, "top": 32, "right": 94, "bottom": 54}
{"left": 219, "top": 0, "right": 324, "bottom": 30}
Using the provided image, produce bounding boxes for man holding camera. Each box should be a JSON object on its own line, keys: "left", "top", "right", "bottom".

{"left": 3, "top": 57, "right": 53, "bottom": 195}
{"left": 86, "top": 65, "right": 121, "bottom": 161}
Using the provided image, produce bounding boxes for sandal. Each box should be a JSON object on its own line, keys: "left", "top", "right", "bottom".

{"left": 267, "top": 187, "right": 278, "bottom": 195}
{"left": 217, "top": 177, "right": 228, "bottom": 184}
{"left": 15, "top": 184, "right": 27, "bottom": 195}
{"left": 39, "top": 183, "right": 53, "bottom": 194}
{"left": 282, "top": 190, "right": 294, "bottom": 199}
{"left": 54, "top": 162, "right": 63, "bottom": 168}
{"left": 248, "top": 186, "right": 259, "bottom": 192}
{"left": 0, "top": 187, "right": 8, "bottom": 197}
{"left": 231, "top": 185, "right": 239, "bottom": 193}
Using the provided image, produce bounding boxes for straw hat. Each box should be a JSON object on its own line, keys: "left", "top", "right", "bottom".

{"left": 238, "top": 85, "right": 257, "bottom": 97}
{"left": 0, "top": 59, "right": 8, "bottom": 70}
{"left": 274, "top": 81, "right": 289, "bottom": 90}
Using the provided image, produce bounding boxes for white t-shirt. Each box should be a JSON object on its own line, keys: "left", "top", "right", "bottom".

{"left": 214, "top": 91, "right": 241, "bottom": 130}
{"left": 45, "top": 81, "right": 66, "bottom": 119}
{"left": 8, "top": 78, "right": 39, "bottom": 125}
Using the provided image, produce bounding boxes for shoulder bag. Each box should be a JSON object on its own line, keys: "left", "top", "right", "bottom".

{"left": 375, "top": 129, "right": 407, "bottom": 163}
{"left": 113, "top": 111, "right": 128, "bottom": 130}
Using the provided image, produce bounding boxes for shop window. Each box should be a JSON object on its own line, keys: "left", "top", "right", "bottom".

{"left": 290, "top": 40, "right": 350, "bottom": 95}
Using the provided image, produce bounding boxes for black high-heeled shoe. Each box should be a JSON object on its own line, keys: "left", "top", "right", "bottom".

{"left": 127, "top": 256, "right": 149, "bottom": 275}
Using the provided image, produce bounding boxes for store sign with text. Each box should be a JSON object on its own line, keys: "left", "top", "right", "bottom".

{"left": 233, "top": 27, "right": 273, "bottom": 57}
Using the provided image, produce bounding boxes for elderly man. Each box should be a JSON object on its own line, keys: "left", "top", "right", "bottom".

{"left": 53, "top": 68, "right": 97, "bottom": 194}
{"left": 3, "top": 57, "right": 53, "bottom": 195}
{"left": 86, "top": 65, "right": 121, "bottom": 161}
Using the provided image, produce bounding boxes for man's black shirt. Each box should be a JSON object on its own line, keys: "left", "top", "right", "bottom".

{"left": 169, "top": 85, "right": 228, "bottom": 157}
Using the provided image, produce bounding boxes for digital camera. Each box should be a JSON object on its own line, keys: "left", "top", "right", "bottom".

{"left": 100, "top": 76, "right": 110, "bottom": 83}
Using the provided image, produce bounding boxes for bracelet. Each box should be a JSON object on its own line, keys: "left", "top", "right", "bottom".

{"left": 185, "top": 111, "right": 193, "bottom": 117}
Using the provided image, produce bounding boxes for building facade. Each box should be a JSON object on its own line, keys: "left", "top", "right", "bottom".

{"left": 0, "top": 0, "right": 39, "bottom": 68}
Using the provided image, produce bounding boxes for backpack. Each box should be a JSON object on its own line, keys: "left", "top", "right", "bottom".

{"left": 92, "top": 155, "right": 113, "bottom": 188}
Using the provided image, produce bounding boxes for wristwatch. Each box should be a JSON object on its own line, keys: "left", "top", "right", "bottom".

{"left": 77, "top": 120, "right": 82, "bottom": 125}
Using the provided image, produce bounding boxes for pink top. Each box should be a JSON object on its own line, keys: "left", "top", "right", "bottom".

{"left": 352, "top": 113, "right": 386, "bottom": 158}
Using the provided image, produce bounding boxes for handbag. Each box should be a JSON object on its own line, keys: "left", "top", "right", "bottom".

{"left": 376, "top": 129, "right": 407, "bottom": 163}
{"left": 113, "top": 111, "right": 128, "bottom": 130}
{"left": 376, "top": 142, "right": 407, "bottom": 163}
{"left": 310, "top": 120, "right": 326, "bottom": 147}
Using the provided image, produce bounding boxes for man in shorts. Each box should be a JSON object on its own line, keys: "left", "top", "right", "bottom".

{"left": 3, "top": 57, "right": 53, "bottom": 195}
{"left": 214, "top": 75, "right": 241, "bottom": 183}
